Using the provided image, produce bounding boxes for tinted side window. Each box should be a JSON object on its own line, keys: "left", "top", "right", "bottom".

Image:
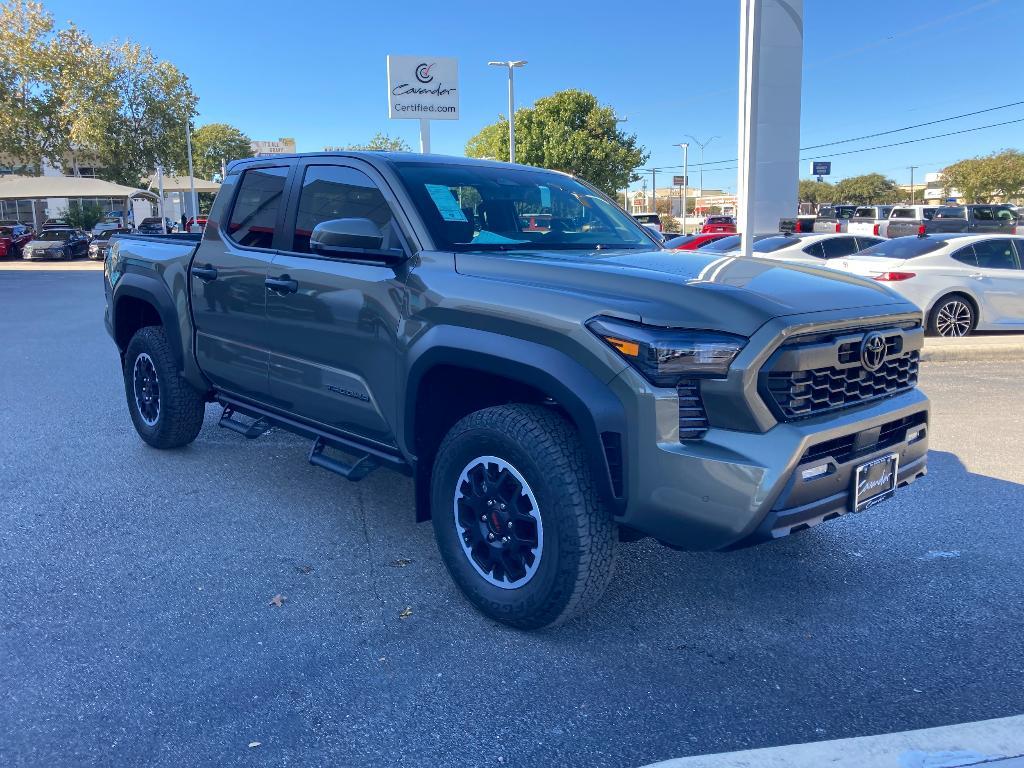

{"left": 821, "top": 236, "right": 859, "bottom": 259}
{"left": 291, "top": 165, "right": 398, "bottom": 254}
{"left": 227, "top": 166, "right": 288, "bottom": 249}
{"left": 951, "top": 246, "right": 977, "bottom": 266}
{"left": 801, "top": 241, "right": 825, "bottom": 259}
{"left": 972, "top": 207, "right": 994, "bottom": 221}
{"left": 972, "top": 239, "right": 1018, "bottom": 269}
{"left": 891, "top": 208, "right": 914, "bottom": 219}
{"left": 995, "top": 208, "right": 1016, "bottom": 222}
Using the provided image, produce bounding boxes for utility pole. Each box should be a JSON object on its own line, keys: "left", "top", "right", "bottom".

{"left": 908, "top": 165, "right": 918, "bottom": 204}
{"left": 651, "top": 168, "right": 657, "bottom": 215}
{"left": 488, "top": 60, "right": 527, "bottom": 163}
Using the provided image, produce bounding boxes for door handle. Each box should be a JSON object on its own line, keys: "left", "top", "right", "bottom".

{"left": 191, "top": 265, "right": 218, "bottom": 282}
{"left": 265, "top": 275, "right": 298, "bottom": 294}
{"left": 968, "top": 272, "right": 984, "bottom": 280}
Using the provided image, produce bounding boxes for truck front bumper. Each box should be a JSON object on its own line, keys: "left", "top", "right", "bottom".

{"left": 613, "top": 375, "right": 929, "bottom": 551}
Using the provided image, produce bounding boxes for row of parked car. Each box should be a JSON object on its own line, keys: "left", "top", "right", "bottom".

{"left": 662, "top": 229, "right": 1024, "bottom": 337}
{"left": 797, "top": 203, "right": 1020, "bottom": 239}
{"left": 0, "top": 214, "right": 209, "bottom": 261}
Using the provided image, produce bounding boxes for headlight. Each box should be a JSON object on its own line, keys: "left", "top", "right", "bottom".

{"left": 587, "top": 317, "right": 746, "bottom": 386}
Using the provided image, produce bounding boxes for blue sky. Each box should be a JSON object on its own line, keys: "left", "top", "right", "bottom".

{"left": 46, "top": 0, "right": 1024, "bottom": 193}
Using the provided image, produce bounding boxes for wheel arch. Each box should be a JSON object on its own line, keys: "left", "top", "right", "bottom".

{"left": 403, "top": 326, "right": 629, "bottom": 522}
{"left": 927, "top": 289, "right": 981, "bottom": 330}
{"left": 112, "top": 273, "right": 183, "bottom": 370}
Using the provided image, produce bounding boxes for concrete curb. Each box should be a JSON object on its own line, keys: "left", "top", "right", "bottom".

{"left": 642, "top": 714, "right": 1024, "bottom": 768}
{"left": 921, "top": 335, "right": 1024, "bottom": 363}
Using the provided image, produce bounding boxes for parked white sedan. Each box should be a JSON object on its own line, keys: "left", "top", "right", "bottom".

{"left": 724, "top": 232, "right": 884, "bottom": 265}
{"left": 824, "top": 234, "right": 1024, "bottom": 336}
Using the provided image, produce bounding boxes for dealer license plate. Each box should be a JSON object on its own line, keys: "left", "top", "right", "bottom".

{"left": 852, "top": 453, "right": 899, "bottom": 512}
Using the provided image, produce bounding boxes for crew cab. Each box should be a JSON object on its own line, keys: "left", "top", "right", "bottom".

{"left": 104, "top": 152, "right": 930, "bottom": 629}
{"left": 907, "top": 204, "right": 1017, "bottom": 237}
{"left": 848, "top": 205, "right": 895, "bottom": 238}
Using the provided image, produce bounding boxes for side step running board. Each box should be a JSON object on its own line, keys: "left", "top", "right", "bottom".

{"left": 308, "top": 437, "right": 378, "bottom": 482}
{"left": 218, "top": 406, "right": 272, "bottom": 439}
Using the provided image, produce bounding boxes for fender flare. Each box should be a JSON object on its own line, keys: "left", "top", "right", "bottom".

{"left": 112, "top": 271, "right": 184, "bottom": 370}
{"left": 403, "top": 325, "right": 629, "bottom": 514}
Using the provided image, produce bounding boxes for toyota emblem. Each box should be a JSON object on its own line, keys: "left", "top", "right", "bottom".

{"left": 860, "top": 332, "right": 887, "bottom": 372}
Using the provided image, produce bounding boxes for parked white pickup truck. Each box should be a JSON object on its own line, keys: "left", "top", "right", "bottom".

{"left": 848, "top": 205, "right": 895, "bottom": 238}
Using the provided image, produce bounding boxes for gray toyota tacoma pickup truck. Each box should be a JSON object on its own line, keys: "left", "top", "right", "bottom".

{"left": 104, "top": 152, "right": 930, "bottom": 628}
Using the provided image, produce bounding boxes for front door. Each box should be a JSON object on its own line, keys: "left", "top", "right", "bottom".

{"left": 265, "top": 159, "right": 410, "bottom": 447}
{"left": 968, "top": 238, "right": 1024, "bottom": 324}
{"left": 191, "top": 163, "right": 291, "bottom": 400}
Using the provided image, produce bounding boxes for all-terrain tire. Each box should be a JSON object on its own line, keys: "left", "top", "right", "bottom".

{"left": 431, "top": 404, "right": 616, "bottom": 630}
{"left": 123, "top": 326, "right": 205, "bottom": 449}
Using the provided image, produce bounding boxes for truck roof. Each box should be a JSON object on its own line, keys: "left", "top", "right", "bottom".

{"left": 227, "top": 151, "right": 569, "bottom": 176}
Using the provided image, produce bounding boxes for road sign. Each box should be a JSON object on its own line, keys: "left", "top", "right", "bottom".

{"left": 809, "top": 161, "right": 831, "bottom": 176}
{"left": 673, "top": 175, "right": 688, "bottom": 186}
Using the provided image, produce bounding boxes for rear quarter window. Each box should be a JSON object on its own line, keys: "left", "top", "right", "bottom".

{"left": 226, "top": 166, "right": 289, "bottom": 249}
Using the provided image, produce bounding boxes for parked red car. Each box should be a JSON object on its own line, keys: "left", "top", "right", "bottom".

{"left": 663, "top": 232, "right": 734, "bottom": 251}
{"left": 0, "top": 224, "right": 34, "bottom": 257}
{"left": 184, "top": 216, "right": 208, "bottom": 232}
{"left": 700, "top": 215, "right": 737, "bottom": 234}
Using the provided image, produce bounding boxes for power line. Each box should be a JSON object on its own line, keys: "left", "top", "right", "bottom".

{"left": 650, "top": 109, "right": 1024, "bottom": 172}
{"left": 800, "top": 100, "right": 1024, "bottom": 150}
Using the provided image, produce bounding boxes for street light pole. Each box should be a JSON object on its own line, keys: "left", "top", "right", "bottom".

{"left": 685, "top": 134, "right": 719, "bottom": 215}
{"left": 185, "top": 121, "right": 198, "bottom": 231}
{"left": 674, "top": 143, "right": 689, "bottom": 233}
{"left": 615, "top": 115, "right": 629, "bottom": 211}
{"left": 488, "top": 60, "right": 527, "bottom": 163}
{"left": 908, "top": 165, "right": 918, "bottom": 204}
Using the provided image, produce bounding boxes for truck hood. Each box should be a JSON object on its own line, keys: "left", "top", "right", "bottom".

{"left": 454, "top": 248, "right": 912, "bottom": 336}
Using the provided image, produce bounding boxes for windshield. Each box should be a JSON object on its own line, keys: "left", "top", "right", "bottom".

{"left": 393, "top": 162, "right": 656, "bottom": 251}
{"left": 854, "top": 238, "right": 946, "bottom": 258}
{"left": 37, "top": 230, "right": 71, "bottom": 241}
{"left": 935, "top": 206, "right": 966, "bottom": 219}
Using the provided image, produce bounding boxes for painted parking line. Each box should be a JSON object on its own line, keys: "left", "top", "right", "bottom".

{"left": 642, "top": 715, "right": 1024, "bottom": 768}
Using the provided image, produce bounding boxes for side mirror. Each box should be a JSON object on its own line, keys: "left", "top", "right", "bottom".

{"left": 310, "top": 217, "right": 406, "bottom": 264}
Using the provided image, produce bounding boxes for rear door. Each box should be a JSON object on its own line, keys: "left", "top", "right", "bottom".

{"left": 191, "top": 162, "right": 293, "bottom": 399}
{"left": 264, "top": 158, "right": 411, "bottom": 446}
{"left": 968, "top": 206, "right": 997, "bottom": 233}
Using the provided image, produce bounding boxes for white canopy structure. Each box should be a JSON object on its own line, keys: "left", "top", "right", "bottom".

{"left": 144, "top": 175, "right": 221, "bottom": 194}
{"left": 0, "top": 174, "right": 155, "bottom": 200}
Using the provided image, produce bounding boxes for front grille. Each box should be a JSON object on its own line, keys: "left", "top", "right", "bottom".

{"left": 677, "top": 380, "right": 709, "bottom": 441}
{"left": 800, "top": 411, "right": 927, "bottom": 466}
{"left": 762, "top": 324, "right": 921, "bottom": 421}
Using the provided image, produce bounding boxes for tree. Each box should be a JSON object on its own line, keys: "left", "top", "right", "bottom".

{"left": 345, "top": 132, "right": 411, "bottom": 152}
{"left": 832, "top": 173, "right": 901, "bottom": 205}
{"left": 192, "top": 123, "right": 252, "bottom": 179}
{"left": 465, "top": 89, "right": 648, "bottom": 197}
{"left": 941, "top": 150, "right": 1024, "bottom": 203}
{"left": 798, "top": 179, "right": 835, "bottom": 206}
{"left": 64, "top": 200, "right": 104, "bottom": 230}
{"left": 655, "top": 197, "right": 679, "bottom": 232}
{"left": 0, "top": 1, "right": 197, "bottom": 185}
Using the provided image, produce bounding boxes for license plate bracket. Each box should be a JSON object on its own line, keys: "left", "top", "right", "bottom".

{"left": 852, "top": 452, "right": 899, "bottom": 512}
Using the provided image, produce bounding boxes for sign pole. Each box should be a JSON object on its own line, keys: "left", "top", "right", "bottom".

{"left": 419, "top": 118, "right": 431, "bottom": 154}
{"left": 683, "top": 145, "right": 689, "bottom": 234}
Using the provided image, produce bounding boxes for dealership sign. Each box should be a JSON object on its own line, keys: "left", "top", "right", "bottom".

{"left": 386, "top": 56, "right": 459, "bottom": 120}
{"left": 809, "top": 161, "right": 831, "bottom": 176}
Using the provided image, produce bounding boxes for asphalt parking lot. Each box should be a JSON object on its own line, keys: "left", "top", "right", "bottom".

{"left": 2, "top": 267, "right": 1023, "bottom": 768}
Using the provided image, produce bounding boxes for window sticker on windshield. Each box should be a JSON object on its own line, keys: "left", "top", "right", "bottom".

{"left": 425, "top": 184, "right": 468, "bottom": 222}
{"left": 472, "top": 231, "right": 530, "bottom": 245}
{"left": 539, "top": 185, "right": 551, "bottom": 209}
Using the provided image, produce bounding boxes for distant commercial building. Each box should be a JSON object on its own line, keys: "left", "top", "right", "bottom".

{"left": 628, "top": 188, "right": 735, "bottom": 217}
{"left": 251, "top": 138, "right": 297, "bottom": 157}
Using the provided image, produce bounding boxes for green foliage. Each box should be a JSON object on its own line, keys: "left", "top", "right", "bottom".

{"left": 192, "top": 123, "right": 252, "bottom": 179}
{"left": 655, "top": 197, "right": 679, "bottom": 232}
{"left": 64, "top": 200, "right": 104, "bottom": 230}
{"left": 345, "top": 132, "right": 411, "bottom": 152}
{"left": 832, "top": 173, "right": 901, "bottom": 205}
{"left": 465, "top": 89, "right": 648, "bottom": 197}
{"left": 941, "top": 150, "right": 1024, "bottom": 203}
{"left": 0, "top": 0, "right": 197, "bottom": 185}
{"left": 798, "top": 179, "right": 835, "bottom": 205}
